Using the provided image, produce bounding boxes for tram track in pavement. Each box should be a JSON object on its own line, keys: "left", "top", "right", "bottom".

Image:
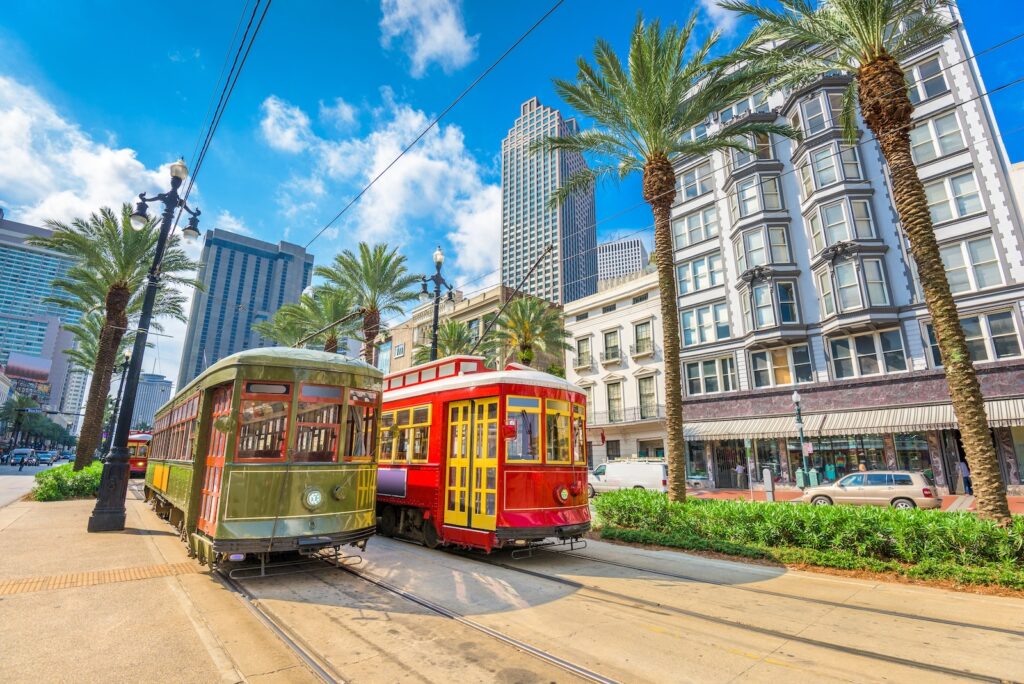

{"left": 545, "top": 548, "right": 1024, "bottom": 639}
{"left": 455, "top": 550, "right": 1010, "bottom": 683}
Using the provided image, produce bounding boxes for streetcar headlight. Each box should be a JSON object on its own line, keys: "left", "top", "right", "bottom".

{"left": 303, "top": 487, "right": 325, "bottom": 510}
{"left": 555, "top": 486, "right": 570, "bottom": 504}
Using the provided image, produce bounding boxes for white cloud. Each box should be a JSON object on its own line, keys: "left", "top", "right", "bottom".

{"left": 698, "top": 0, "right": 740, "bottom": 36}
{"left": 213, "top": 209, "right": 251, "bottom": 236}
{"left": 0, "top": 74, "right": 196, "bottom": 383}
{"left": 259, "top": 95, "right": 312, "bottom": 152}
{"left": 258, "top": 91, "right": 500, "bottom": 285}
{"left": 379, "top": 0, "right": 478, "bottom": 77}
{"left": 319, "top": 97, "right": 358, "bottom": 131}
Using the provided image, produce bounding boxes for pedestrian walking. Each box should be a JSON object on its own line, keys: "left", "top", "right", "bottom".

{"left": 18, "top": 455, "right": 25, "bottom": 471}
{"left": 734, "top": 462, "right": 746, "bottom": 488}
{"left": 957, "top": 460, "right": 973, "bottom": 495}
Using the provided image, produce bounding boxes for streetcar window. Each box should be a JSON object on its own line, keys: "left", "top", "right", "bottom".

{"left": 237, "top": 399, "right": 290, "bottom": 461}
{"left": 439, "top": 362, "right": 457, "bottom": 378}
{"left": 506, "top": 397, "right": 541, "bottom": 462}
{"left": 246, "top": 383, "right": 289, "bottom": 395}
{"left": 343, "top": 389, "right": 379, "bottom": 463}
{"left": 378, "top": 412, "right": 395, "bottom": 462}
{"left": 390, "top": 377, "right": 403, "bottom": 389}
{"left": 301, "top": 385, "right": 343, "bottom": 400}
{"left": 404, "top": 372, "right": 418, "bottom": 386}
{"left": 572, "top": 403, "right": 587, "bottom": 464}
{"left": 421, "top": 367, "right": 437, "bottom": 381}
{"left": 545, "top": 399, "right": 571, "bottom": 464}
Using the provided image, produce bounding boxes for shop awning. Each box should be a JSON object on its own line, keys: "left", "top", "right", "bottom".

{"left": 683, "top": 413, "right": 826, "bottom": 441}
{"left": 982, "top": 398, "right": 1024, "bottom": 427}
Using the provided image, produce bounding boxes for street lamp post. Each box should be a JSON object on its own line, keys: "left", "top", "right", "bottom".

{"left": 793, "top": 390, "right": 809, "bottom": 487}
{"left": 88, "top": 159, "right": 201, "bottom": 533}
{"left": 101, "top": 352, "right": 131, "bottom": 456}
{"left": 419, "top": 246, "right": 454, "bottom": 362}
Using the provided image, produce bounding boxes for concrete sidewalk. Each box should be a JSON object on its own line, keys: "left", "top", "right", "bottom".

{"left": 0, "top": 491, "right": 318, "bottom": 683}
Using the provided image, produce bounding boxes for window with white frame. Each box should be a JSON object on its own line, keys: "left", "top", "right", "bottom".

{"left": 575, "top": 337, "right": 592, "bottom": 366}
{"left": 939, "top": 236, "right": 1002, "bottom": 294}
{"left": 808, "top": 199, "right": 874, "bottom": 252}
{"left": 732, "top": 133, "right": 773, "bottom": 168}
{"left": 742, "top": 281, "right": 800, "bottom": 330}
{"left": 835, "top": 261, "right": 863, "bottom": 311}
{"left": 685, "top": 356, "right": 738, "bottom": 396}
{"left": 678, "top": 162, "right": 713, "bottom": 200}
{"left": 731, "top": 176, "right": 782, "bottom": 219}
{"left": 680, "top": 302, "right": 730, "bottom": 347}
{"left": 806, "top": 144, "right": 862, "bottom": 189}
{"left": 863, "top": 258, "right": 890, "bottom": 306}
{"left": 924, "top": 171, "right": 983, "bottom": 223}
{"left": 676, "top": 252, "right": 724, "bottom": 294}
{"left": 750, "top": 344, "right": 813, "bottom": 388}
{"left": 603, "top": 330, "right": 620, "bottom": 360}
{"left": 907, "top": 56, "right": 949, "bottom": 104}
{"left": 672, "top": 205, "right": 719, "bottom": 248}
{"left": 801, "top": 98, "right": 827, "bottom": 135}
{"left": 607, "top": 381, "right": 624, "bottom": 422}
{"left": 735, "top": 226, "right": 790, "bottom": 272}
{"left": 818, "top": 270, "right": 836, "bottom": 316}
{"left": 633, "top": 320, "right": 653, "bottom": 354}
{"left": 909, "top": 112, "right": 966, "bottom": 164}
{"left": 926, "top": 312, "right": 1023, "bottom": 366}
{"left": 394, "top": 343, "right": 406, "bottom": 358}
{"left": 829, "top": 329, "right": 907, "bottom": 379}
{"left": 638, "top": 376, "right": 658, "bottom": 418}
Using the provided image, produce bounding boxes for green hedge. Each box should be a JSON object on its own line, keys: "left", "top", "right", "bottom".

{"left": 593, "top": 489, "right": 1024, "bottom": 588}
{"left": 33, "top": 462, "right": 104, "bottom": 501}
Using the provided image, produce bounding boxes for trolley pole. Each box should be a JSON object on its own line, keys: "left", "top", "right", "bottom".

{"left": 89, "top": 159, "right": 201, "bottom": 533}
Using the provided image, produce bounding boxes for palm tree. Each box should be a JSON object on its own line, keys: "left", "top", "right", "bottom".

{"left": 536, "top": 14, "right": 793, "bottom": 502}
{"left": 315, "top": 243, "right": 421, "bottom": 364}
{"left": 491, "top": 296, "right": 572, "bottom": 368}
{"left": 719, "top": 1, "right": 1009, "bottom": 524}
{"left": 1, "top": 395, "right": 38, "bottom": 447}
{"left": 253, "top": 286, "right": 357, "bottom": 353}
{"left": 412, "top": 320, "right": 478, "bottom": 364}
{"left": 28, "top": 204, "right": 198, "bottom": 470}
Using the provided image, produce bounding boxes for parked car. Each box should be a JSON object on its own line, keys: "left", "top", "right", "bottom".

{"left": 36, "top": 451, "right": 56, "bottom": 466}
{"left": 589, "top": 460, "right": 668, "bottom": 497}
{"left": 9, "top": 448, "right": 38, "bottom": 467}
{"left": 800, "top": 471, "right": 940, "bottom": 510}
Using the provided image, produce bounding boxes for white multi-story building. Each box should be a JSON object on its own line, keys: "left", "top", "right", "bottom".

{"left": 565, "top": 270, "right": 664, "bottom": 467}
{"left": 501, "top": 97, "right": 597, "bottom": 304}
{"left": 666, "top": 8, "right": 1024, "bottom": 493}
{"left": 597, "top": 237, "right": 649, "bottom": 282}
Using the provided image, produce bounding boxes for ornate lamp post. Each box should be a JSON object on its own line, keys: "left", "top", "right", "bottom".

{"left": 793, "top": 390, "right": 810, "bottom": 488}
{"left": 88, "top": 159, "right": 201, "bottom": 532}
{"left": 419, "top": 246, "right": 454, "bottom": 362}
{"left": 101, "top": 352, "right": 131, "bottom": 456}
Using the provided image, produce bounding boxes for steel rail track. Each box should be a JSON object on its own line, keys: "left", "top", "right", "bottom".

{"left": 216, "top": 569, "right": 346, "bottom": 684}
{"left": 335, "top": 562, "right": 619, "bottom": 684}
{"left": 548, "top": 548, "right": 1024, "bottom": 638}
{"left": 458, "top": 552, "right": 1008, "bottom": 683}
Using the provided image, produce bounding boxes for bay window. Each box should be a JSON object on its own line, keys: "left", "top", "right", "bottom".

{"left": 731, "top": 175, "right": 782, "bottom": 219}
{"left": 735, "top": 226, "right": 789, "bottom": 273}
{"left": 808, "top": 198, "right": 874, "bottom": 252}
{"left": 907, "top": 56, "right": 948, "bottom": 104}
{"left": 680, "top": 301, "right": 730, "bottom": 347}
{"left": 830, "top": 330, "right": 907, "bottom": 379}
{"left": 863, "top": 259, "right": 889, "bottom": 306}
{"left": 924, "top": 171, "right": 983, "bottom": 223}
{"left": 677, "top": 252, "right": 724, "bottom": 294}
{"left": 910, "top": 112, "right": 966, "bottom": 164}
{"left": 672, "top": 205, "right": 719, "bottom": 248}
{"left": 732, "top": 133, "right": 773, "bottom": 168}
{"left": 679, "top": 162, "right": 713, "bottom": 200}
{"left": 750, "top": 344, "right": 813, "bottom": 388}
{"left": 939, "top": 236, "right": 1002, "bottom": 293}
{"left": 685, "top": 356, "right": 738, "bottom": 396}
{"left": 835, "top": 261, "right": 863, "bottom": 310}
{"left": 926, "top": 311, "right": 1023, "bottom": 367}
{"left": 743, "top": 281, "right": 800, "bottom": 331}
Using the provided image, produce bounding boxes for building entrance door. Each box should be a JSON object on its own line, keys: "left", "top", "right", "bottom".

{"left": 713, "top": 440, "right": 746, "bottom": 488}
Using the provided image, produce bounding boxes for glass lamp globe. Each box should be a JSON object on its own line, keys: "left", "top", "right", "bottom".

{"left": 433, "top": 245, "right": 444, "bottom": 266}
{"left": 169, "top": 158, "right": 189, "bottom": 180}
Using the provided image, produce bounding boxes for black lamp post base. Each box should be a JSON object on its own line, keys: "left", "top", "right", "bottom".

{"left": 87, "top": 508, "right": 127, "bottom": 532}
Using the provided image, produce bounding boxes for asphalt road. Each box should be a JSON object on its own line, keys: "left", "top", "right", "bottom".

{"left": 0, "top": 464, "right": 49, "bottom": 508}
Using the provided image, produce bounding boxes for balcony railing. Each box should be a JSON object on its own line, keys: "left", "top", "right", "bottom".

{"left": 588, "top": 403, "right": 666, "bottom": 426}
{"left": 630, "top": 340, "right": 654, "bottom": 357}
{"left": 600, "top": 349, "right": 622, "bottom": 364}
{"left": 573, "top": 355, "right": 594, "bottom": 370}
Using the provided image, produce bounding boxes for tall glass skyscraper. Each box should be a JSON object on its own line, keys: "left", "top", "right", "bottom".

{"left": 176, "top": 229, "right": 314, "bottom": 389}
{"left": 501, "top": 97, "right": 597, "bottom": 304}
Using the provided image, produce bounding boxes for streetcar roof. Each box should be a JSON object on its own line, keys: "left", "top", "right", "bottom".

{"left": 384, "top": 365, "right": 583, "bottom": 403}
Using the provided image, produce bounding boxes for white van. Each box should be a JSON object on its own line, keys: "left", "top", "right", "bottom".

{"left": 588, "top": 460, "right": 668, "bottom": 497}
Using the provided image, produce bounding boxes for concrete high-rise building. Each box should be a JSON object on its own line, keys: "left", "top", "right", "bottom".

{"left": 0, "top": 213, "right": 82, "bottom": 416}
{"left": 597, "top": 237, "right": 649, "bottom": 281}
{"left": 501, "top": 97, "right": 596, "bottom": 304}
{"left": 177, "top": 229, "right": 314, "bottom": 389}
{"left": 132, "top": 373, "right": 173, "bottom": 429}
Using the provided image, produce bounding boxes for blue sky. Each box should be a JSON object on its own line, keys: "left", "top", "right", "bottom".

{"left": 1, "top": 0, "right": 1023, "bottom": 383}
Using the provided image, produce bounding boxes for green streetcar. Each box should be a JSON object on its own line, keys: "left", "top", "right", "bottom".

{"left": 144, "top": 347, "right": 382, "bottom": 568}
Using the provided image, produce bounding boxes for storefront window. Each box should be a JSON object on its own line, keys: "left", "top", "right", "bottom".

{"left": 788, "top": 435, "right": 887, "bottom": 482}
{"left": 686, "top": 442, "right": 708, "bottom": 478}
{"left": 755, "top": 439, "right": 784, "bottom": 483}
{"left": 894, "top": 433, "right": 929, "bottom": 472}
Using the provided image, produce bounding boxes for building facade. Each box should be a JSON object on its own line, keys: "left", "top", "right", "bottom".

{"left": 0, "top": 213, "right": 84, "bottom": 418}
{"left": 597, "top": 237, "right": 649, "bottom": 282}
{"left": 665, "top": 11, "right": 1024, "bottom": 493}
{"left": 132, "top": 373, "right": 173, "bottom": 429}
{"left": 501, "top": 97, "right": 597, "bottom": 304}
{"left": 177, "top": 229, "right": 314, "bottom": 389}
{"left": 565, "top": 271, "right": 664, "bottom": 468}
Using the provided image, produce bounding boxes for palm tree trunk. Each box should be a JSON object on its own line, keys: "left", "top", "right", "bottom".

{"left": 362, "top": 309, "right": 380, "bottom": 366}
{"left": 75, "top": 286, "right": 129, "bottom": 472}
{"left": 859, "top": 55, "right": 1010, "bottom": 524}
{"left": 644, "top": 154, "right": 686, "bottom": 503}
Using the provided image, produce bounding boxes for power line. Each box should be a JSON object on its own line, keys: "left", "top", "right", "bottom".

{"left": 303, "top": 0, "right": 565, "bottom": 249}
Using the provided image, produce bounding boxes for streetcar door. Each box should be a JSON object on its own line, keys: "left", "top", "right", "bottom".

{"left": 470, "top": 399, "right": 499, "bottom": 531}
{"left": 197, "top": 385, "right": 232, "bottom": 535}
{"left": 444, "top": 400, "right": 472, "bottom": 527}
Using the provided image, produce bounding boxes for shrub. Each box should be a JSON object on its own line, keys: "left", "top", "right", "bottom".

{"left": 33, "top": 462, "right": 104, "bottom": 501}
{"left": 593, "top": 489, "right": 1024, "bottom": 587}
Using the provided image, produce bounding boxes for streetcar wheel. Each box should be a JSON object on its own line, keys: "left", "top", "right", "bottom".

{"left": 587, "top": 484, "right": 596, "bottom": 498}
{"left": 379, "top": 507, "right": 397, "bottom": 537}
{"left": 422, "top": 521, "right": 440, "bottom": 549}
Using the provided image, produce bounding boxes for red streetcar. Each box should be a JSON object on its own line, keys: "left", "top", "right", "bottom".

{"left": 128, "top": 431, "right": 153, "bottom": 476}
{"left": 376, "top": 355, "right": 590, "bottom": 552}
